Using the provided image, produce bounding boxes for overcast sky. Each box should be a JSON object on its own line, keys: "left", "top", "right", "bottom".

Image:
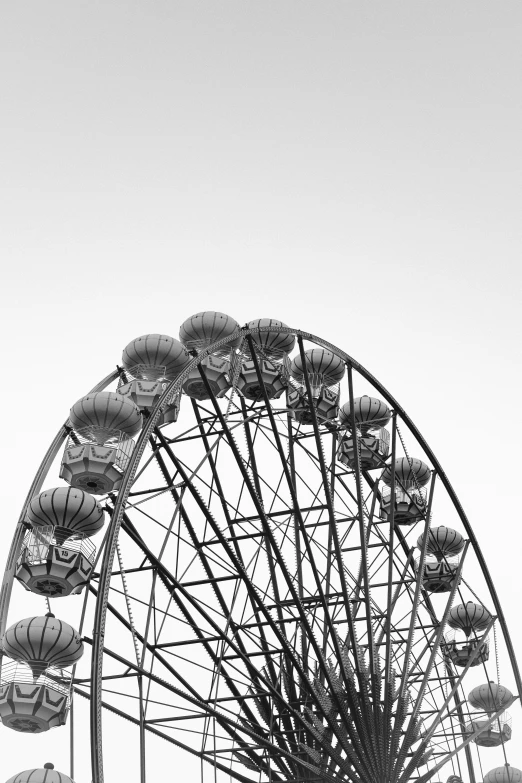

{"left": 1, "top": 2, "right": 521, "bottom": 781}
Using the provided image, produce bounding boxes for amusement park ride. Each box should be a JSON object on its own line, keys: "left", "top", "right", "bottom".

{"left": 0, "top": 313, "right": 519, "bottom": 783}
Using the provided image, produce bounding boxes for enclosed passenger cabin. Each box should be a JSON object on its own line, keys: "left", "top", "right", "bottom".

{"left": 443, "top": 601, "right": 491, "bottom": 667}
{"left": 287, "top": 348, "right": 345, "bottom": 425}
{"left": 60, "top": 391, "right": 141, "bottom": 494}
{"left": 16, "top": 487, "right": 104, "bottom": 597}
{"left": 177, "top": 311, "right": 240, "bottom": 400}
{"left": 381, "top": 457, "right": 430, "bottom": 524}
{"left": 118, "top": 333, "right": 190, "bottom": 409}
{"left": 0, "top": 614, "right": 83, "bottom": 733}
{"left": 0, "top": 660, "right": 72, "bottom": 734}
{"left": 337, "top": 395, "right": 391, "bottom": 470}
{"left": 237, "top": 319, "right": 295, "bottom": 401}
{"left": 417, "top": 526, "right": 465, "bottom": 593}
{"left": 465, "top": 683, "right": 514, "bottom": 747}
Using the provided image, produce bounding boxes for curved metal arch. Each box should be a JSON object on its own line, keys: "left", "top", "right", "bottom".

{"left": 0, "top": 369, "right": 119, "bottom": 640}
{"left": 87, "top": 325, "right": 522, "bottom": 782}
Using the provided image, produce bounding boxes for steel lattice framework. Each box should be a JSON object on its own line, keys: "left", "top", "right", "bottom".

{"left": 0, "top": 325, "right": 520, "bottom": 783}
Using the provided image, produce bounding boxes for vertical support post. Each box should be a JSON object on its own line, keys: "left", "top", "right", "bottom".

{"left": 139, "top": 674, "right": 146, "bottom": 783}
{"left": 69, "top": 695, "right": 74, "bottom": 779}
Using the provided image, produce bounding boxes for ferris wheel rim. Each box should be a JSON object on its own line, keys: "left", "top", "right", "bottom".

{"left": 2, "top": 325, "right": 519, "bottom": 782}
{"left": 89, "top": 324, "right": 522, "bottom": 782}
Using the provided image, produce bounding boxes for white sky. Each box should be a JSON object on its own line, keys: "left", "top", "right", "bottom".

{"left": 0, "top": 2, "right": 521, "bottom": 781}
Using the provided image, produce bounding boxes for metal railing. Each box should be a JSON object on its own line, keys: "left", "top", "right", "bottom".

{"left": 442, "top": 631, "right": 490, "bottom": 651}
{"left": 339, "top": 426, "right": 390, "bottom": 440}
{"left": 415, "top": 555, "right": 459, "bottom": 570}
{"left": 65, "top": 428, "right": 135, "bottom": 472}
{"left": 465, "top": 710, "right": 512, "bottom": 732}
{"left": 381, "top": 485, "right": 427, "bottom": 506}
{"left": 288, "top": 382, "right": 340, "bottom": 403}
{"left": 0, "top": 659, "right": 73, "bottom": 700}
{"left": 121, "top": 363, "right": 168, "bottom": 381}
{"left": 341, "top": 418, "right": 392, "bottom": 434}
{"left": 18, "top": 526, "right": 95, "bottom": 566}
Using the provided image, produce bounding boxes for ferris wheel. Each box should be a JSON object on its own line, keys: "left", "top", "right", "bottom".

{"left": 0, "top": 312, "right": 520, "bottom": 783}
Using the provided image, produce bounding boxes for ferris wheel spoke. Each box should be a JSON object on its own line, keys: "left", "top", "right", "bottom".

{"left": 117, "top": 478, "right": 342, "bottom": 764}
{"left": 195, "top": 372, "right": 344, "bottom": 671}
{"left": 344, "top": 365, "right": 378, "bottom": 695}
{"left": 164, "top": 424, "right": 294, "bottom": 529}
{"left": 239, "top": 407, "right": 296, "bottom": 674}
{"left": 396, "top": 490, "right": 437, "bottom": 702}
{"left": 133, "top": 561, "right": 282, "bottom": 742}
{"left": 248, "top": 342, "right": 362, "bottom": 670}
{"left": 192, "top": 400, "right": 252, "bottom": 549}
{"left": 90, "top": 584, "right": 226, "bottom": 706}
{"left": 416, "top": 616, "right": 496, "bottom": 761}
{"left": 190, "top": 402, "right": 302, "bottom": 741}
{"left": 153, "top": 428, "right": 293, "bottom": 678}
{"left": 377, "top": 406, "right": 397, "bottom": 730}
{"left": 395, "top": 543, "right": 471, "bottom": 780}
{"left": 94, "top": 632, "right": 292, "bottom": 780}
{"left": 73, "top": 683, "right": 270, "bottom": 783}
{"left": 246, "top": 340, "right": 387, "bottom": 777}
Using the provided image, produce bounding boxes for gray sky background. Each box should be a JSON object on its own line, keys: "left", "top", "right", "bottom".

{"left": 1, "top": 2, "right": 521, "bottom": 780}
